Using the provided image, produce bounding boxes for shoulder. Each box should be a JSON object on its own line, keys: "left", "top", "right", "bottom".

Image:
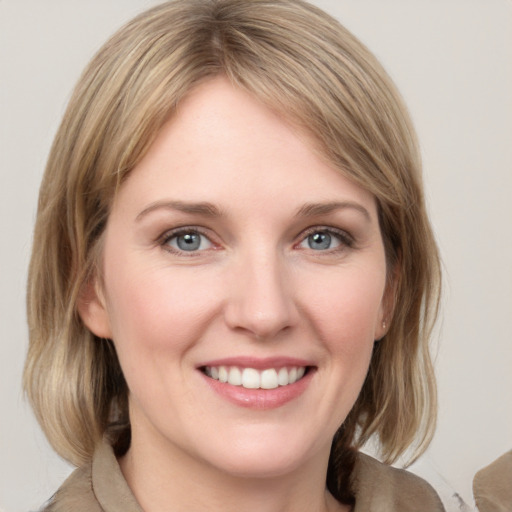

{"left": 42, "top": 462, "right": 102, "bottom": 512}
{"left": 41, "top": 438, "right": 142, "bottom": 512}
{"left": 473, "top": 450, "right": 512, "bottom": 512}
{"left": 352, "top": 452, "right": 445, "bottom": 512}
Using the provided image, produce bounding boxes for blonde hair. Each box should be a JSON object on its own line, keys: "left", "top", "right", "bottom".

{"left": 24, "top": 0, "right": 441, "bottom": 492}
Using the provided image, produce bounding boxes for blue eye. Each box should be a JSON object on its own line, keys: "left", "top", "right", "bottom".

{"left": 299, "top": 230, "right": 344, "bottom": 251}
{"left": 166, "top": 231, "right": 213, "bottom": 252}
{"left": 308, "top": 232, "right": 333, "bottom": 250}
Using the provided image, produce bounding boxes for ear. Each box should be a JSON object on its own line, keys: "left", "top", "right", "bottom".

{"left": 374, "top": 263, "right": 399, "bottom": 341}
{"left": 77, "top": 275, "right": 113, "bottom": 339}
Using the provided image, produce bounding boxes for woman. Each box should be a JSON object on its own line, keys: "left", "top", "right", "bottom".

{"left": 24, "top": 0, "right": 443, "bottom": 510}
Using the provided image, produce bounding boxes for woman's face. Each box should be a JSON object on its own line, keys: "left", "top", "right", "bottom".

{"left": 81, "top": 77, "right": 390, "bottom": 478}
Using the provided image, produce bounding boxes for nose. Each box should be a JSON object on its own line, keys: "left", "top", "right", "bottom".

{"left": 224, "top": 250, "right": 299, "bottom": 340}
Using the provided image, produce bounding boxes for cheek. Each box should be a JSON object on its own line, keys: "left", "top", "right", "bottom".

{"left": 102, "top": 262, "right": 225, "bottom": 415}
{"left": 301, "top": 263, "right": 386, "bottom": 355}
{"left": 103, "top": 259, "right": 221, "bottom": 364}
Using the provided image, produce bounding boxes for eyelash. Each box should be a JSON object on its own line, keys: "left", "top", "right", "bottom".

{"left": 159, "top": 225, "right": 354, "bottom": 255}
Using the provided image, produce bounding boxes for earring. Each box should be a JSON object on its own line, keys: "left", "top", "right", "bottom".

{"left": 375, "top": 321, "right": 387, "bottom": 343}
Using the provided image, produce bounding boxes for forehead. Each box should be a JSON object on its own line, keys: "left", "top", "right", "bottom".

{"left": 113, "top": 77, "right": 377, "bottom": 220}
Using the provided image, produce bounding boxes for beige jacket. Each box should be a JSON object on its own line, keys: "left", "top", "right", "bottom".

{"left": 473, "top": 450, "right": 512, "bottom": 512}
{"left": 44, "top": 439, "right": 445, "bottom": 511}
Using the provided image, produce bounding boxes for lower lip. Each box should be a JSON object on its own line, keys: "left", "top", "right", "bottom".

{"left": 200, "top": 370, "right": 314, "bottom": 410}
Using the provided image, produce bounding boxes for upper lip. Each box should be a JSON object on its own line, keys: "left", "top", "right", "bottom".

{"left": 197, "top": 356, "right": 315, "bottom": 370}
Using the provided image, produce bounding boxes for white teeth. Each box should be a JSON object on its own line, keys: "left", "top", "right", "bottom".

{"left": 228, "top": 366, "right": 242, "bottom": 386}
{"left": 204, "top": 365, "right": 307, "bottom": 389}
{"left": 277, "top": 367, "right": 289, "bottom": 386}
{"left": 218, "top": 366, "right": 228, "bottom": 383}
{"left": 260, "top": 369, "right": 278, "bottom": 389}
{"left": 242, "top": 368, "right": 260, "bottom": 389}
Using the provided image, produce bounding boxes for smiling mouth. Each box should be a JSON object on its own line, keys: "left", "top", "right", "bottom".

{"left": 201, "top": 366, "right": 311, "bottom": 390}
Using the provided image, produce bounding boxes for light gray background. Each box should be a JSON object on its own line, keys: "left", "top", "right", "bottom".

{"left": 1, "top": 1, "right": 511, "bottom": 511}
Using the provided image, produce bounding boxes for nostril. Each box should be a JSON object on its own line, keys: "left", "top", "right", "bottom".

{"left": 224, "top": 306, "right": 298, "bottom": 341}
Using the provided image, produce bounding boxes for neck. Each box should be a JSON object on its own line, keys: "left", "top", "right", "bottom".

{"left": 119, "top": 428, "right": 348, "bottom": 512}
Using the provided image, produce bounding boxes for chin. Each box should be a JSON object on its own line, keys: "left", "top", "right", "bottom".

{"left": 194, "top": 431, "right": 327, "bottom": 480}
{"left": 213, "top": 453, "right": 307, "bottom": 480}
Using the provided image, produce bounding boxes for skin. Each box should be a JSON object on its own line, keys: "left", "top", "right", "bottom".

{"left": 79, "top": 77, "right": 391, "bottom": 512}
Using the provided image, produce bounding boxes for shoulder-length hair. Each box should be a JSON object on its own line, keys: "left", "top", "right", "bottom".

{"left": 24, "top": 0, "right": 441, "bottom": 494}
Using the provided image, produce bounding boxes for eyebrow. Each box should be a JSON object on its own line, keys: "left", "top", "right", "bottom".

{"left": 136, "top": 200, "right": 222, "bottom": 221}
{"left": 296, "top": 201, "right": 371, "bottom": 221}
{"left": 135, "top": 199, "right": 371, "bottom": 222}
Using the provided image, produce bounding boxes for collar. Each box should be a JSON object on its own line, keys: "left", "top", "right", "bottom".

{"left": 85, "top": 440, "right": 444, "bottom": 512}
{"left": 92, "top": 438, "right": 142, "bottom": 512}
